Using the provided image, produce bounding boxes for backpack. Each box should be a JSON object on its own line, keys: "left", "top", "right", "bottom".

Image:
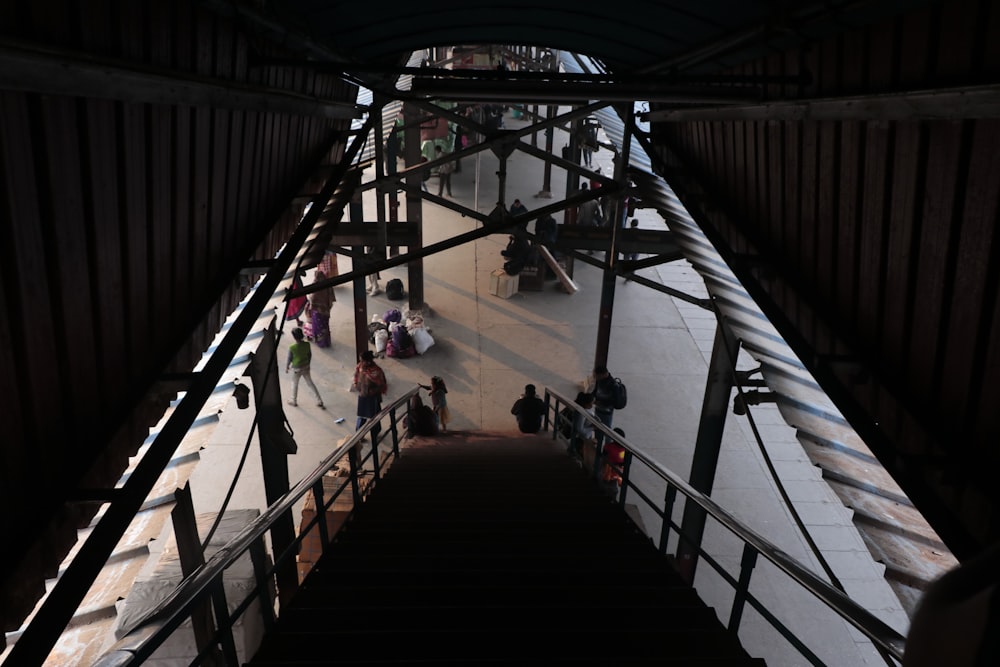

{"left": 386, "top": 278, "right": 404, "bottom": 300}
{"left": 612, "top": 377, "right": 628, "bottom": 410}
{"left": 392, "top": 325, "right": 413, "bottom": 351}
{"left": 383, "top": 308, "right": 402, "bottom": 324}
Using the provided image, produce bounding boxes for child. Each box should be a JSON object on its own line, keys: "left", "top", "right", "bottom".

{"left": 420, "top": 376, "right": 450, "bottom": 433}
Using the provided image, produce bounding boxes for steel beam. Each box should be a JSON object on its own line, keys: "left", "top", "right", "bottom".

{"left": 676, "top": 321, "right": 741, "bottom": 583}
{"left": 410, "top": 77, "right": 760, "bottom": 105}
{"left": 642, "top": 84, "right": 1000, "bottom": 122}
{"left": 0, "top": 41, "right": 361, "bottom": 119}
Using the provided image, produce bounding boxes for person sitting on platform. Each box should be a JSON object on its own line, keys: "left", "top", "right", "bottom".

{"left": 511, "top": 383, "right": 546, "bottom": 434}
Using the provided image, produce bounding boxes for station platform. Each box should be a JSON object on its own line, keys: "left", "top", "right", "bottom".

{"left": 182, "top": 112, "right": 910, "bottom": 666}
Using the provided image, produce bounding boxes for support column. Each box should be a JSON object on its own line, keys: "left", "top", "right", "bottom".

{"left": 248, "top": 320, "right": 298, "bottom": 607}
{"left": 676, "top": 320, "right": 740, "bottom": 583}
{"left": 349, "top": 170, "right": 370, "bottom": 356}
{"left": 593, "top": 104, "right": 633, "bottom": 370}
{"left": 403, "top": 103, "right": 425, "bottom": 311}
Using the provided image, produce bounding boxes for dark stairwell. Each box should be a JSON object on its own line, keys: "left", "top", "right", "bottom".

{"left": 247, "top": 433, "right": 765, "bottom": 666}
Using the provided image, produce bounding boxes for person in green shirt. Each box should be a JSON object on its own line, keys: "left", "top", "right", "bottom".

{"left": 285, "top": 327, "right": 324, "bottom": 408}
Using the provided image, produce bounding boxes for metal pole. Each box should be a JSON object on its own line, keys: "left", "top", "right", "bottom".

{"left": 676, "top": 320, "right": 739, "bottom": 583}
{"left": 592, "top": 104, "right": 633, "bottom": 370}
{"left": 403, "top": 102, "right": 425, "bottom": 310}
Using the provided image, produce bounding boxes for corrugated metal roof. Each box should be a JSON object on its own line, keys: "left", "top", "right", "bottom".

{"left": 558, "top": 52, "right": 652, "bottom": 175}
{"left": 353, "top": 51, "right": 424, "bottom": 166}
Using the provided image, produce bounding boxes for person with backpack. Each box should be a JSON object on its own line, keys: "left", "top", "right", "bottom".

{"left": 352, "top": 350, "right": 388, "bottom": 440}
{"left": 510, "top": 383, "right": 546, "bottom": 434}
{"left": 591, "top": 365, "right": 626, "bottom": 446}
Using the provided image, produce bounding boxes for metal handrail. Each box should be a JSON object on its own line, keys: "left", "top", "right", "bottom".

{"left": 96, "top": 383, "right": 905, "bottom": 666}
{"left": 93, "top": 386, "right": 420, "bottom": 667}
{"left": 543, "top": 386, "right": 907, "bottom": 663}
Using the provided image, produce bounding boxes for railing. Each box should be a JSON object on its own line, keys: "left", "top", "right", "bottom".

{"left": 95, "top": 383, "right": 905, "bottom": 666}
{"left": 543, "top": 386, "right": 907, "bottom": 665}
{"left": 92, "top": 386, "right": 420, "bottom": 667}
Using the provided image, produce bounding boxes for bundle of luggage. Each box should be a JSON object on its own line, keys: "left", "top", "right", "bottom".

{"left": 368, "top": 308, "right": 434, "bottom": 358}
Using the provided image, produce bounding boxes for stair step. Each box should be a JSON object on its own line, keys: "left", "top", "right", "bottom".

{"left": 275, "top": 604, "right": 723, "bottom": 631}
{"left": 289, "top": 583, "right": 703, "bottom": 608}
{"left": 251, "top": 659, "right": 765, "bottom": 666}
{"left": 248, "top": 435, "right": 759, "bottom": 666}
{"left": 252, "top": 629, "right": 753, "bottom": 661}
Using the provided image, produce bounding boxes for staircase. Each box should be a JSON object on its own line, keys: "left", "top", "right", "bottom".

{"left": 248, "top": 433, "right": 765, "bottom": 665}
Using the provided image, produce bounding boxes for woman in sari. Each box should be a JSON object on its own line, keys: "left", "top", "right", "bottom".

{"left": 309, "top": 269, "right": 334, "bottom": 348}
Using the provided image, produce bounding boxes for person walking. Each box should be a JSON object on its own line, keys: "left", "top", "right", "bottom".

{"left": 435, "top": 145, "right": 454, "bottom": 196}
{"left": 285, "top": 328, "right": 324, "bottom": 408}
{"left": 511, "top": 383, "right": 546, "bottom": 434}
{"left": 353, "top": 350, "right": 388, "bottom": 440}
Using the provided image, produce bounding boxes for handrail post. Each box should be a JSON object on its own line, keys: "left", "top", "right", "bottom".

{"left": 312, "top": 480, "right": 329, "bottom": 547}
{"left": 728, "top": 544, "right": 759, "bottom": 633}
{"left": 248, "top": 536, "right": 276, "bottom": 633}
{"left": 658, "top": 484, "right": 677, "bottom": 555}
{"left": 371, "top": 421, "right": 382, "bottom": 481}
{"left": 349, "top": 445, "right": 364, "bottom": 506}
{"left": 170, "top": 484, "right": 217, "bottom": 661}
{"left": 389, "top": 406, "right": 401, "bottom": 457}
{"left": 210, "top": 580, "right": 240, "bottom": 665}
{"left": 617, "top": 451, "right": 632, "bottom": 506}
{"left": 543, "top": 393, "right": 552, "bottom": 433}
{"left": 592, "top": 441, "right": 604, "bottom": 481}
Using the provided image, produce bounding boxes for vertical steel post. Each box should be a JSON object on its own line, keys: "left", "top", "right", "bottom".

{"left": 248, "top": 536, "right": 276, "bottom": 632}
{"left": 403, "top": 103, "right": 425, "bottom": 310}
{"left": 676, "top": 320, "right": 739, "bottom": 583}
{"left": 170, "top": 484, "right": 219, "bottom": 663}
{"left": 593, "top": 105, "right": 633, "bottom": 370}
{"left": 659, "top": 485, "right": 677, "bottom": 555}
{"left": 350, "top": 170, "right": 371, "bottom": 357}
{"left": 728, "top": 545, "right": 759, "bottom": 632}
{"left": 249, "top": 321, "right": 299, "bottom": 608}
{"left": 209, "top": 581, "right": 239, "bottom": 665}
